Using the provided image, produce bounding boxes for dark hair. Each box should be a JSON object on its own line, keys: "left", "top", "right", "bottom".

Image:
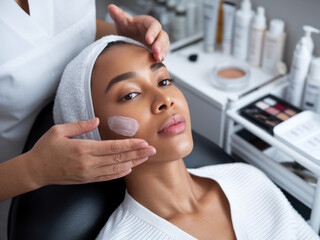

{"left": 101, "top": 40, "right": 129, "bottom": 53}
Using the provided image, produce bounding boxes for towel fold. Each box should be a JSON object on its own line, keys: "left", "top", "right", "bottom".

{"left": 53, "top": 35, "right": 147, "bottom": 141}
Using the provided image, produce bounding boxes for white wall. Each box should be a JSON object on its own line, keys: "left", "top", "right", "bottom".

{"left": 251, "top": 0, "right": 320, "bottom": 67}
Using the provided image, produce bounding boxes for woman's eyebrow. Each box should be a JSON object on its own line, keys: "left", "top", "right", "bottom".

{"left": 150, "top": 62, "right": 165, "bottom": 72}
{"left": 105, "top": 72, "right": 137, "bottom": 93}
{"left": 105, "top": 62, "right": 166, "bottom": 93}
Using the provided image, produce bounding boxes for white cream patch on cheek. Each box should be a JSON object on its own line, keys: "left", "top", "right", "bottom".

{"left": 108, "top": 116, "right": 140, "bottom": 137}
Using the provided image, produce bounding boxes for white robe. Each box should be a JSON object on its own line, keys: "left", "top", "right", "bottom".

{"left": 0, "top": 0, "right": 96, "bottom": 162}
{"left": 96, "top": 163, "right": 319, "bottom": 240}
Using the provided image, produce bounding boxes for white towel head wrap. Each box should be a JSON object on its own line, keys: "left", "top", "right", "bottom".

{"left": 53, "top": 35, "right": 148, "bottom": 141}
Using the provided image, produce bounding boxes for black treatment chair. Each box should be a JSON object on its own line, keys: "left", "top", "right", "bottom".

{"left": 7, "top": 101, "right": 234, "bottom": 240}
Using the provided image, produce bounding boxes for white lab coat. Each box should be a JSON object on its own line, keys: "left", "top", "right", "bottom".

{"left": 0, "top": 0, "right": 96, "bottom": 162}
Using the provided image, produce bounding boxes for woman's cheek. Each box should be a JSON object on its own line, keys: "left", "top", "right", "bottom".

{"left": 107, "top": 116, "right": 140, "bottom": 137}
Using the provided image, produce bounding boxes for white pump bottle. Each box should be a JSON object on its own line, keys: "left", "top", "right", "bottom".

{"left": 301, "top": 26, "right": 320, "bottom": 111}
{"left": 233, "top": 0, "right": 254, "bottom": 60}
{"left": 248, "top": 6, "right": 266, "bottom": 67}
{"left": 286, "top": 33, "right": 313, "bottom": 107}
{"left": 301, "top": 25, "right": 320, "bottom": 54}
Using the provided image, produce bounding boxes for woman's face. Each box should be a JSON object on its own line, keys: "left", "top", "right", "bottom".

{"left": 91, "top": 43, "right": 193, "bottom": 162}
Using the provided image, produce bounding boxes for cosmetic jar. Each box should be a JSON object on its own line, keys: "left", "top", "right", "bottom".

{"left": 211, "top": 63, "right": 250, "bottom": 91}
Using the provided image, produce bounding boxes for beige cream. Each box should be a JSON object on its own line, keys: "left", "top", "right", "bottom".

{"left": 217, "top": 68, "right": 245, "bottom": 79}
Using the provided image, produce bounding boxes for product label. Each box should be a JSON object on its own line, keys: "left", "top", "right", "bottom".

{"left": 172, "top": 17, "right": 186, "bottom": 41}
{"left": 249, "top": 28, "right": 264, "bottom": 66}
{"left": 203, "top": 2, "right": 218, "bottom": 51}
{"left": 233, "top": 19, "right": 251, "bottom": 60}
{"left": 262, "top": 36, "right": 283, "bottom": 74}
{"left": 286, "top": 82, "right": 304, "bottom": 107}
{"left": 289, "top": 56, "right": 309, "bottom": 84}
{"left": 303, "top": 82, "right": 320, "bottom": 110}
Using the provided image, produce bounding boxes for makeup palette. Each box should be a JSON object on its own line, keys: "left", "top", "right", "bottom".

{"left": 240, "top": 94, "right": 302, "bottom": 135}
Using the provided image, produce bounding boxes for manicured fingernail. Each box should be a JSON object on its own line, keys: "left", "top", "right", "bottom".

{"left": 149, "top": 35, "right": 154, "bottom": 43}
{"left": 155, "top": 45, "right": 161, "bottom": 53}
{"left": 123, "top": 168, "right": 132, "bottom": 175}
{"left": 159, "top": 53, "right": 164, "bottom": 61}
{"left": 137, "top": 141, "right": 148, "bottom": 148}
{"left": 137, "top": 156, "right": 148, "bottom": 163}
{"left": 146, "top": 147, "right": 156, "bottom": 155}
{"left": 88, "top": 118, "right": 98, "bottom": 124}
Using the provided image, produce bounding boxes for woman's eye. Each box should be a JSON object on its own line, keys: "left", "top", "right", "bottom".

{"left": 120, "top": 92, "right": 139, "bottom": 102}
{"left": 158, "top": 78, "right": 174, "bottom": 87}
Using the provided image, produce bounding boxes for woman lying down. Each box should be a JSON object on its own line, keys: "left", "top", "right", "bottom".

{"left": 54, "top": 35, "right": 319, "bottom": 240}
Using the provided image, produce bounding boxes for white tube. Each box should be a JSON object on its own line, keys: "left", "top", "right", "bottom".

{"left": 248, "top": 6, "right": 266, "bottom": 66}
{"left": 203, "top": 0, "right": 220, "bottom": 52}
{"left": 187, "top": 0, "right": 198, "bottom": 36}
{"left": 286, "top": 38, "right": 312, "bottom": 107}
{"left": 222, "top": 2, "right": 236, "bottom": 55}
{"left": 233, "top": 0, "right": 254, "bottom": 60}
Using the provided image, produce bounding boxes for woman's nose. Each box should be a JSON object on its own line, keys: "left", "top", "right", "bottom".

{"left": 151, "top": 91, "right": 175, "bottom": 113}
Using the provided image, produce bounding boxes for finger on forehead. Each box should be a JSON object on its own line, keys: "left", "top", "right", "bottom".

{"left": 145, "top": 20, "right": 162, "bottom": 44}
{"left": 91, "top": 138, "right": 148, "bottom": 156}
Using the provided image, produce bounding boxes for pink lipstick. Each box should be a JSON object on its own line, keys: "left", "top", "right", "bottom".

{"left": 158, "top": 114, "right": 186, "bottom": 135}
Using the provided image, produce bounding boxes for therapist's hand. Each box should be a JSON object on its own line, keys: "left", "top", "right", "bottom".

{"left": 26, "top": 118, "right": 156, "bottom": 187}
{"left": 108, "top": 4, "right": 170, "bottom": 62}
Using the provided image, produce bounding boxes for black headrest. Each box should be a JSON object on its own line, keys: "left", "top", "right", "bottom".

{"left": 8, "top": 180, "right": 125, "bottom": 240}
{"left": 8, "top": 101, "right": 125, "bottom": 240}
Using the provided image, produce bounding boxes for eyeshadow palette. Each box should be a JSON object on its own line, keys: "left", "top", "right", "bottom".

{"left": 240, "top": 94, "right": 302, "bottom": 135}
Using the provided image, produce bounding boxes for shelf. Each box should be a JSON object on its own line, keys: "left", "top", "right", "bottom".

{"left": 226, "top": 103, "right": 320, "bottom": 233}
{"left": 231, "top": 133, "right": 315, "bottom": 208}
{"left": 227, "top": 109, "right": 320, "bottom": 175}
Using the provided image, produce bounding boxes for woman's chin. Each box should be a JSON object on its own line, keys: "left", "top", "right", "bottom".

{"left": 148, "top": 138, "right": 194, "bottom": 163}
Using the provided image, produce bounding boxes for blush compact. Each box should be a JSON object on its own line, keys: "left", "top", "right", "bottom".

{"left": 240, "top": 94, "right": 302, "bottom": 135}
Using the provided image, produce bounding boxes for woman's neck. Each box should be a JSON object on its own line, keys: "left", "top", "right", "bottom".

{"left": 124, "top": 159, "right": 210, "bottom": 219}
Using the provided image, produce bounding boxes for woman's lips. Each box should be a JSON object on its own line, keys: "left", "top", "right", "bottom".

{"left": 158, "top": 114, "right": 186, "bottom": 135}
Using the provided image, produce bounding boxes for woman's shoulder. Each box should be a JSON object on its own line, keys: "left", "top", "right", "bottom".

{"left": 188, "top": 162, "right": 267, "bottom": 180}
{"left": 95, "top": 201, "right": 128, "bottom": 240}
{"left": 188, "top": 162, "right": 280, "bottom": 198}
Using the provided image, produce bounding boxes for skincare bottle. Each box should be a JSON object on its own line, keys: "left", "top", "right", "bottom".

{"left": 286, "top": 26, "right": 319, "bottom": 107}
{"left": 166, "top": 0, "right": 177, "bottom": 39}
{"left": 186, "top": 0, "right": 198, "bottom": 36}
{"left": 248, "top": 6, "right": 266, "bottom": 67}
{"left": 286, "top": 37, "right": 312, "bottom": 107}
{"left": 172, "top": 3, "right": 187, "bottom": 41}
{"left": 150, "top": 0, "right": 170, "bottom": 34}
{"left": 222, "top": 1, "right": 236, "bottom": 55}
{"left": 261, "top": 19, "right": 286, "bottom": 75}
{"left": 216, "top": 0, "right": 224, "bottom": 45}
{"left": 302, "top": 58, "right": 320, "bottom": 112}
{"left": 196, "top": 0, "right": 203, "bottom": 34}
{"left": 301, "top": 25, "right": 320, "bottom": 54}
{"left": 203, "top": 0, "right": 220, "bottom": 52}
{"left": 233, "top": 0, "right": 254, "bottom": 60}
